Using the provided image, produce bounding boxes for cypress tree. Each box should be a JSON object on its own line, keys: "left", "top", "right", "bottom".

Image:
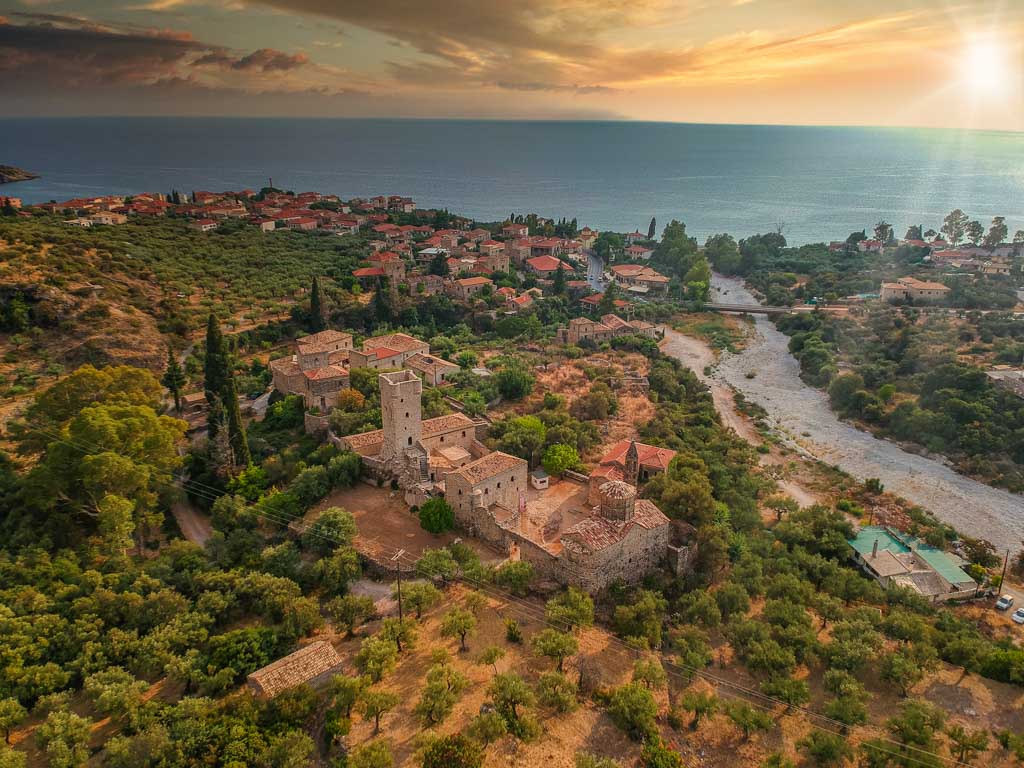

{"left": 598, "top": 281, "right": 621, "bottom": 315}
{"left": 204, "top": 314, "right": 226, "bottom": 439}
{"left": 552, "top": 262, "right": 567, "bottom": 295}
{"left": 310, "top": 276, "right": 326, "bottom": 332}
{"left": 203, "top": 313, "right": 250, "bottom": 468}
{"left": 222, "top": 375, "right": 251, "bottom": 468}
{"left": 161, "top": 346, "right": 186, "bottom": 413}
{"left": 372, "top": 279, "right": 392, "bottom": 322}
{"left": 648, "top": 216, "right": 657, "bottom": 240}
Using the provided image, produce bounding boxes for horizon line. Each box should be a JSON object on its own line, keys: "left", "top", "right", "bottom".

{"left": 1, "top": 115, "right": 1022, "bottom": 136}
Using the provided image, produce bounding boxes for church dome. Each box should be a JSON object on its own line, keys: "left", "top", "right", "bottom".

{"left": 599, "top": 480, "right": 636, "bottom": 501}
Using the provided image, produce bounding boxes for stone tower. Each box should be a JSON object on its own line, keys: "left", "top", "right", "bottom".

{"left": 379, "top": 370, "right": 422, "bottom": 462}
{"left": 625, "top": 440, "right": 640, "bottom": 486}
{"left": 599, "top": 480, "right": 636, "bottom": 523}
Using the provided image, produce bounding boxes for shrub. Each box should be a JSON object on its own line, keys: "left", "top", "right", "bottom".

{"left": 419, "top": 497, "right": 455, "bottom": 534}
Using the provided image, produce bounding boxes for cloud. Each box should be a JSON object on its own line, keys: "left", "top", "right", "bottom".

{"left": 495, "top": 81, "right": 618, "bottom": 95}
{"left": 231, "top": 48, "right": 308, "bottom": 71}
{"left": 0, "top": 13, "right": 317, "bottom": 91}
{"left": 246, "top": 0, "right": 686, "bottom": 93}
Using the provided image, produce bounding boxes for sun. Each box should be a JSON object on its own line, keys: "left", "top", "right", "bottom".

{"left": 961, "top": 40, "right": 1009, "bottom": 94}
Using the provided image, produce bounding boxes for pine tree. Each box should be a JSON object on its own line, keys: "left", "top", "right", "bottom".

{"left": 552, "top": 262, "right": 567, "bottom": 295}
{"left": 648, "top": 216, "right": 657, "bottom": 240}
{"left": 161, "top": 346, "right": 186, "bottom": 413}
{"left": 309, "top": 276, "right": 326, "bottom": 332}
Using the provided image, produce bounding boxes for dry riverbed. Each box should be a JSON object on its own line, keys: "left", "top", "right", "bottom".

{"left": 664, "top": 275, "right": 1024, "bottom": 552}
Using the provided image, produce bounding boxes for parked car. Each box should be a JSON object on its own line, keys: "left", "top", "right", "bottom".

{"left": 996, "top": 594, "right": 1015, "bottom": 611}
{"left": 1012, "top": 608, "right": 1024, "bottom": 625}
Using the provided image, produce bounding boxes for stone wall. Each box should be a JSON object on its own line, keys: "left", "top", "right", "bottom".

{"left": 559, "top": 523, "right": 671, "bottom": 593}
{"left": 304, "top": 412, "right": 330, "bottom": 436}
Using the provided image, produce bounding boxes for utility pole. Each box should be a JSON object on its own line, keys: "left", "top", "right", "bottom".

{"left": 392, "top": 549, "right": 407, "bottom": 624}
{"left": 999, "top": 548, "right": 1010, "bottom": 594}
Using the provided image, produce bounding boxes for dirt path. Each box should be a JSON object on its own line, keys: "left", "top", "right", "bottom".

{"left": 171, "top": 499, "right": 213, "bottom": 546}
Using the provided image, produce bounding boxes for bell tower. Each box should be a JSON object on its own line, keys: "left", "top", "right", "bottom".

{"left": 625, "top": 440, "right": 640, "bottom": 486}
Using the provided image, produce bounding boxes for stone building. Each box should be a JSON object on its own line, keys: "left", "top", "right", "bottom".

{"left": 247, "top": 641, "right": 342, "bottom": 699}
{"left": 588, "top": 439, "right": 677, "bottom": 504}
{"left": 556, "top": 314, "right": 658, "bottom": 345}
{"left": 269, "top": 329, "right": 353, "bottom": 411}
{"left": 448, "top": 276, "right": 493, "bottom": 301}
{"left": 405, "top": 352, "right": 461, "bottom": 386}
{"left": 337, "top": 373, "right": 678, "bottom": 593}
{"left": 446, "top": 452, "right": 529, "bottom": 527}
{"left": 879, "top": 277, "right": 950, "bottom": 303}
{"left": 349, "top": 333, "right": 430, "bottom": 370}
{"left": 458, "top": 475, "right": 674, "bottom": 594}
{"left": 338, "top": 370, "right": 485, "bottom": 503}
{"left": 551, "top": 481, "right": 672, "bottom": 592}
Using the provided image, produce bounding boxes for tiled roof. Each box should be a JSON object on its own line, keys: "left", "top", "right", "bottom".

{"left": 302, "top": 365, "right": 348, "bottom": 381}
{"left": 301, "top": 330, "right": 352, "bottom": 346}
{"left": 527, "top": 255, "right": 568, "bottom": 272}
{"left": 422, "top": 412, "right": 477, "bottom": 437}
{"left": 341, "top": 430, "right": 385, "bottom": 449}
{"left": 269, "top": 357, "right": 301, "bottom": 376}
{"left": 561, "top": 500, "right": 669, "bottom": 553}
{"left": 597, "top": 439, "right": 677, "bottom": 472}
{"left": 406, "top": 353, "right": 459, "bottom": 376}
{"left": 363, "top": 333, "right": 428, "bottom": 354}
{"left": 353, "top": 266, "right": 386, "bottom": 277}
{"left": 247, "top": 641, "right": 342, "bottom": 698}
{"left": 457, "top": 276, "right": 493, "bottom": 287}
{"left": 448, "top": 451, "right": 526, "bottom": 484}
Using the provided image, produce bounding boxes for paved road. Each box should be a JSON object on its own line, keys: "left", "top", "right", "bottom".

{"left": 701, "top": 274, "right": 1024, "bottom": 552}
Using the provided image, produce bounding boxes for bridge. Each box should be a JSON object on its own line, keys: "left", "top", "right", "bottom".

{"left": 705, "top": 302, "right": 814, "bottom": 315}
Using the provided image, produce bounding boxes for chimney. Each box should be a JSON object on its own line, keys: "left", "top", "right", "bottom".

{"left": 871, "top": 538, "right": 879, "bottom": 558}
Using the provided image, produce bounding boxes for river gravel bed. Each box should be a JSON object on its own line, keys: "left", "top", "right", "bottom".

{"left": 668, "top": 275, "right": 1024, "bottom": 551}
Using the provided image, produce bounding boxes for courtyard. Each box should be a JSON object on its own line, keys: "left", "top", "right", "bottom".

{"left": 311, "top": 481, "right": 501, "bottom": 564}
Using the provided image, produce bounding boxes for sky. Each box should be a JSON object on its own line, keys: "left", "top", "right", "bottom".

{"left": 0, "top": 0, "right": 1022, "bottom": 129}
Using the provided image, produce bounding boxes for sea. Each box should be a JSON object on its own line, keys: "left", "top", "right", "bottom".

{"left": 3, "top": 117, "right": 1023, "bottom": 244}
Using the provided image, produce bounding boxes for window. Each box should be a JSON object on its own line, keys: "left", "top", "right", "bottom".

{"left": 462, "top": 431, "right": 466, "bottom": 437}
{"left": 497, "top": 482, "right": 501, "bottom": 489}
{"left": 405, "top": 412, "right": 409, "bottom": 418}
{"left": 408, "top": 436, "right": 412, "bottom": 446}
{"left": 440, "top": 436, "right": 445, "bottom": 442}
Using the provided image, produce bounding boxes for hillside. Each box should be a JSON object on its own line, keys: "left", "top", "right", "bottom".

{"left": 0, "top": 166, "right": 38, "bottom": 184}
{"left": 0, "top": 215, "right": 366, "bottom": 401}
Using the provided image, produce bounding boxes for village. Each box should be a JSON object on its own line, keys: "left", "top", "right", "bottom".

{"left": 5, "top": 183, "right": 1024, "bottom": 768}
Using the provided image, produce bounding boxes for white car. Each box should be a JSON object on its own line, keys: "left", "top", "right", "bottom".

{"left": 1013, "top": 608, "right": 1024, "bottom": 625}
{"left": 996, "top": 594, "right": 1015, "bottom": 611}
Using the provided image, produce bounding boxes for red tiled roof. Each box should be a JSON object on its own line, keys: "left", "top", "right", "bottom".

{"left": 302, "top": 365, "right": 349, "bottom": 381}
{"left": 353, "top": 266, "right": 386, "bottom": 277}
{"left": 527, "top": 255, "right": 568, "bottom": 272}
{"left": 597, "top": 439, "right": 677, "bottom": 472}
{"left": 457, "top": 276, "right": 492, "bottom": 287}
